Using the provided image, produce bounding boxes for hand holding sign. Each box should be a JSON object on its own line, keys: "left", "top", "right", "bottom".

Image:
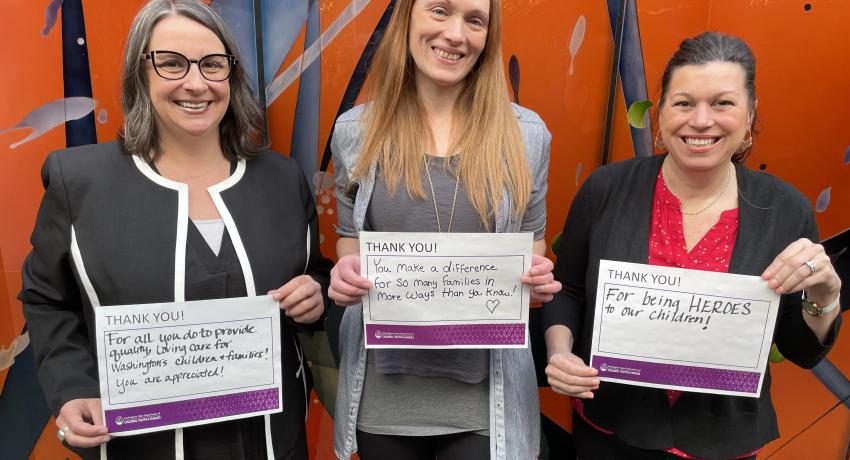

{"left": 269, "top": 275, "right": 324, "bottom": 324}
{"left": 522, "top": 253, "right": 561, "bottom": 303}
{"left": 57, "top": 398, "right": 109, "bottom": 448}
{"left": 329, "top": 253, "right": 371, "bottom": 306}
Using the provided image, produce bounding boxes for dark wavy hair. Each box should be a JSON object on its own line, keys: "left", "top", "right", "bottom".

{"left": 659, "top": 32, "right": 757, "bottom": 163}
{"left": 118, "top": 0, "right": 267, "bottom": 162}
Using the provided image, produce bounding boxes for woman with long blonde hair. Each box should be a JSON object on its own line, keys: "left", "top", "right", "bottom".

{"left": 328, "top": 0, "right": 559, "bottom": 458}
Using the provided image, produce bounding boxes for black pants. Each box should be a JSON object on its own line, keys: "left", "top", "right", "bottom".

{"left": 356, "top": 430, "right": 489, "bottom": 460}
{"left": 573, "top": 415, "right": 757, "bottom": 460}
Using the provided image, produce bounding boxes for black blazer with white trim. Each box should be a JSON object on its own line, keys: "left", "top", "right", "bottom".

{"left": 542, "top": 153, "right": 841, "bottom": 460}
{"left": 20, "top": 141, "right": 332, "bottom": 459}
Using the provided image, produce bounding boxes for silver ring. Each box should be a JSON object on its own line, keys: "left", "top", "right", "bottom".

{"left": 57, "top": 425, "right": 70, "bottom": 443}
{"left": 804, "top": 260, "right": 817, "bottom": 276}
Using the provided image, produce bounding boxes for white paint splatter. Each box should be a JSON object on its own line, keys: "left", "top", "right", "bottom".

{"left": 575, "top": 162, "right": 584, "bottom": 186}
{"left": 569, "top": 15, "right": 586, "bottom": 76}
{"left": 0, "top": 97, "right": 97, "bottom": 149}
{"left": 77, "top": 37, "right": 85, "bottom": 45}
{"left": 312, "top": 171, "right": 335, "bottom": 193}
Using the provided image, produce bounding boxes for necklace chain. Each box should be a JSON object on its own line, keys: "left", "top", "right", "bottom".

{"left": 423, "top": 155, "right": 461, "bottom": 233}
{"left": 677, "top": 162, "right": 733, "bottom": 216}
{"left": 156, "top": 156, "right": 228, "bottom": 182}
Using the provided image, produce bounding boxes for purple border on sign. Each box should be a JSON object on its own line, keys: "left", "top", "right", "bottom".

{"left": 591, "top": 355, "right": 760, "bottom": 394}
{"left": 105, "top": 387, "right": 279, "bottom": 433}
{"left": 365, "top": 323, "right": 525, "bottom": 346}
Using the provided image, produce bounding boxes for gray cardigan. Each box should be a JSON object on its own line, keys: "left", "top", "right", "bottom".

{"left": 330, "top": 104, "right": 551, "bottom": 459}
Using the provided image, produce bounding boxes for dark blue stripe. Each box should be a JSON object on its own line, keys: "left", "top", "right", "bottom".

{"left": 62, "top": 0, "right": 97, "bottom": 147}
{"left": 0, "top": 341, "right": 51, "bottom": 458}
{"left": 606, "top": 0, "right": 652, "bottom": 157}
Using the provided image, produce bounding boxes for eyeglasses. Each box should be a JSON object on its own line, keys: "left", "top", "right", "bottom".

{"left": 141, "top": 50, "right": 237, "bottom": 81}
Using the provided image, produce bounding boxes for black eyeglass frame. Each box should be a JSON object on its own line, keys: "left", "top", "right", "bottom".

{"left": 141, "top": 50, "right": 238, "bottom": 82}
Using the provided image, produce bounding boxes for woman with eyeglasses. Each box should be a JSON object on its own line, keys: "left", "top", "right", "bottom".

{"left": 19, "top": 1, "right": 331, "bottom": 459}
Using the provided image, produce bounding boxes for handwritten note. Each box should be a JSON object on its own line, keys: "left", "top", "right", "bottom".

{"left": 94, "top": 296, "right": 282, "bottom": 435}
{"left": 590, "top": 260, "right": 780, "bottom": 397}
{"left": 360, "top": 232, "right": 532, "bottom": 348}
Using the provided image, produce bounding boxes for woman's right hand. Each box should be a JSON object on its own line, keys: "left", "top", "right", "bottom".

{"left": 57, "top": 398, "right": 110, "bottom": 448}
{"left": 329, "top": 254, "right": 372, "bottom": 306}
{"left": 545, "top": 351, "right": 599, "bottom": 398}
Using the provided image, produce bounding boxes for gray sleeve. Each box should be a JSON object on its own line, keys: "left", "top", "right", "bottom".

{"left": 331, "top": 120, "right": 358, "bottom": 238}
{"left": 520, "top": 120, "right": 551, "bottom": 241}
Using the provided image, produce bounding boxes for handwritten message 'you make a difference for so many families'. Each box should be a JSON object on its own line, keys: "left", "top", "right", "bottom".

{"left": 590, "top": 260, "right": 780, "bottom": 397}
{"left": 360, "top": 232, "right": 532, "bottom": 348}
{"left": 94, "top": 296, "right": 282, "bottom": 435}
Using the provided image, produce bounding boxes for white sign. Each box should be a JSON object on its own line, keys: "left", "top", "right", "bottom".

{"left": 94, "top": 296, "right": 282, "bottom": 435}
{"left": 591, "top": 260, "right": 780, "bottom": 397}
{"left": 360, "top": 232, "right": 533, "bottom": 348}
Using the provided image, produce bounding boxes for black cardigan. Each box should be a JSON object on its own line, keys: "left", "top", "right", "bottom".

{"left": 19, "top": 141, "right": 332, "bottom": 459}
{"left": 542, "top": 154, "right": 841, "bottom": 460}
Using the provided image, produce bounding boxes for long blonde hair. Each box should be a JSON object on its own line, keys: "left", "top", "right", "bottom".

{"left": 353, "top": 0, "right": 530, "bottom": 227}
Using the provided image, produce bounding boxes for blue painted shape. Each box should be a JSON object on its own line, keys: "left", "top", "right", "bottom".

{"left": 42, "top": 0, "right": 63, "bottom": 37}
{"left": 509, "top": 55, "right": 520, "bottom": 104}
{"left": 606, "top": 0, "right": 652, "bottom": 157}
{"left": 843, "top": 145, "right": 850, "bottom": 164}
{"left": 0, "top": 344, "right": 51, "bottom": 458}
{"left": 816, "top": 187, "right": 831, "bottom": 213}
{"left": 261, "top": 0, "right": 309, "bottom": 89}
{"left": 811, "top": 358, "right": 850, "bottom": 408}
{"left": 290, "top": 1, "right": 321, "bottom": 194}
{"left": 213, "top": 0, "right": 259, "bottom": 96}
{"left": 61, "top": 0, "right": 97, "bottom": 147}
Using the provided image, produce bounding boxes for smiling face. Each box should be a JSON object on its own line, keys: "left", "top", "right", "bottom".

{"left": 408, "top": 0, "right": 490, "bottom": 94}
{"left": 145, "top": 15, "right": 230, "bottom": 144}
{"left": 659, "top": 61, "right": 753, "bottom": 173}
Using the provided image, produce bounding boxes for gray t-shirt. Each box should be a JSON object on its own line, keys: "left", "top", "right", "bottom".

{"left": 358, "top": 155, "right": 493, "bottom": 436}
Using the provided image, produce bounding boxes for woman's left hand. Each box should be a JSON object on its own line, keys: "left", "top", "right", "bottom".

{"left": 522, "top": 254, "right": 562, "bottom": 303}
{"left": 269, "top": 275, "right": 324, "bottom": 324}
{"left": 761, "top": 238, "right": 841, "bottom": 304}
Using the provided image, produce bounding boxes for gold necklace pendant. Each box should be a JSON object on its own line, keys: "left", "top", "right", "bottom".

{"left": 423, "top": 155, "right": 461, "bottom": 233}
{"left": 680, "top": 162, "right": 732, "bottom": 216}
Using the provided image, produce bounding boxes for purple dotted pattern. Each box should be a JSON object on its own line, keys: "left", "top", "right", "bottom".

{"left": 366, "top": 323, "right": 525, "bottom": 346}
{"left": 592, "top": 355, "right": 760, "bottom": 394}
{"left": 106, "top": 387, "right": 279, "bottom": 433}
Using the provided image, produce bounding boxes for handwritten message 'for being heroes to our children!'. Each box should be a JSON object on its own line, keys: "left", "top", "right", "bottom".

{"left": 94, "top": 296, "right": 282, "bottom": 435}
{"left": 590, "top": 260, "right": 780, "bottom": 397}
{"left": 360, "top": 232, "right": 532, "bottom": 349}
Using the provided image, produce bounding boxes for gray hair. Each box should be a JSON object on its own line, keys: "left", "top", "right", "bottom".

{"left": 118, "top": 0, "right": 266, "bottom": 161}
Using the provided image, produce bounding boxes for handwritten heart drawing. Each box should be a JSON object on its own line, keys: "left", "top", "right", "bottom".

{"left": 485, "top": 299, "right": 500, "bottom": 313}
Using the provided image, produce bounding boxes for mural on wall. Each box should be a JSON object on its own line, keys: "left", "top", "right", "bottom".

{"left": 0, "top": 1, "right": 847, "bottom": 459}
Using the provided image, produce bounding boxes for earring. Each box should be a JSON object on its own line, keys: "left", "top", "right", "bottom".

{"left": 738, "top": 129, "right": 753, "bottom": 153}
{"left": 654, "top": 128, "right": 666, "bottom": 151}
